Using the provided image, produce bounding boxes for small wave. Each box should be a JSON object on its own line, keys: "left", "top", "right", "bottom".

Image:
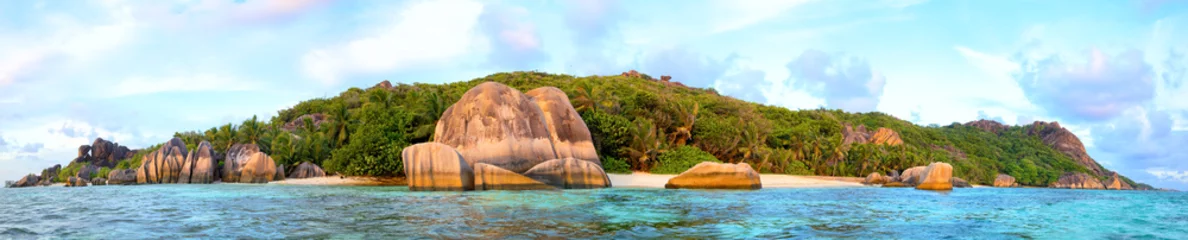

{"left": 1, "top": 228, "right": 37, "bottom": 236}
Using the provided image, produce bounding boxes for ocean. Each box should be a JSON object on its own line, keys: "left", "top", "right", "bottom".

{"left": 1, "top": 185, "right": 1185, "bottom": 239}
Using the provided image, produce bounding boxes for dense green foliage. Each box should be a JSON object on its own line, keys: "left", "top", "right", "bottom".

{"left": 100, "top": 71, "right": 1118, "bottom": 186}
{"left": 652, "top": 146, "right": 721, "bottom": 174}
{"left": 57, "top": 162, "right": 85, "bottom": 182}
{"left": 601, "top": 157, "right": 631, "bottom": 174}
{"left": 96, "top": 167, "right": 111, "bottom": 180}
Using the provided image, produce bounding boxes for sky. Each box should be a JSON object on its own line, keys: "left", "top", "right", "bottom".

{"left": 1, "top": 0, "right": 1186, "bottom": 190}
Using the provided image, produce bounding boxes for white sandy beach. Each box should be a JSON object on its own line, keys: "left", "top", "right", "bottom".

{"left": 272, "top": 173, "right": 867, "bottom": 188}
{"left": 270, "top": 176, "right": 406, "bottom": 186}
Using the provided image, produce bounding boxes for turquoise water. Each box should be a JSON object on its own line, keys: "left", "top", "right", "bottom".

{"left": 1, "top": 185, "right": 1185, "bottom": 239}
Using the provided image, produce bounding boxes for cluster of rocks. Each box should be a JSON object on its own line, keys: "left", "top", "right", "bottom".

{"left": 842, "top": 124, "right": 904, "bottom": 146}
{"left": 405, "top": 82, "right": 611, "bottom": 191}
{"left": 281, "top": 113, "right": 327, "bottom": 132}
{"left": 863, "top": 162, "right": 965, "bottom": 190}
{"left": 1049, "top": 172, "right": 1133, "bottom": 190}
{"left": 75, "top": 138, "right": 137, "bottom": 168}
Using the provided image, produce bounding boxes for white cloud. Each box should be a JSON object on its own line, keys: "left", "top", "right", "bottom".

{"left": 1147, "top": 167, "right": 1188, "bottom": 183}
{"left": 300, "top": 0, "right": 486, "bottom": 85}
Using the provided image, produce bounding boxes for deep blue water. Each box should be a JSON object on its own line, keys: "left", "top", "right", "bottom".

{"left": 1, "top": 185, "right": 1186, "bottom": 239}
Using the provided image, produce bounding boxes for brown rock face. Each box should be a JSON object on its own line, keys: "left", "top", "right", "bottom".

{"left": 238, "top": 152, "right": 277, "bottom": 184}
{"left": 222, "top": 143, "right": 261, "bottom": 183}
{"left": 89, "top": 138, "right": 132, "bottom": 168}
{"left": 179, "top": 141, "right": 217, "bottom": 184}
{"left": 135, "top": 138, "right": 188, "bottom": 184}
{"left": 993, "top": 174, "right": 1018, "bottom": 188}
{"left": 433, "top": 82, "right": 558, "bottom": 173}
{"left": 1026, "top": 121, "right": 1106, "bottom": 175}
{"left": 66, "top": 176, "right": 88, "bottom": 187}
{"left": 403, "top": 142, "right": 475, "bottom": 191}
{"left": 39, "top": 164, "right": 61, "bottom": 184}
{"left": 106, "top": 169, "right": 137, "bottom": 185}
{"left": 864, "top": 172, "right": 890, "bottom": 185}
{"left": 665, "top": 162, "right": 762, "bottom": 189}
{"left": 951, "top": 177, "right": 972, "bottom": 188}
{"left": 91, "top": 178, "right": 107, "bottom": 186}
{"left": 842, "top": 124, "right": 903, "bottom": 146}
{"left": 274, "top": 164, "right": 286, "bottom": 181}
{"left": 525, "top": 87, "right": 601, "bottom": 166}
{"left": 10, "top": 174, "right": 40, "bottom": 188}
{"left": 869, "top": 128, "right": 903, "bottom": 146}
{"left": 282, "top": 113, "right": 327, "bottom": 132}
{"left": 1105, "top": 172, "right": 1133, "bottom": 190}
{"left": 915, "top": 162, "right": 953, "bottom": 190}
{"left": 1050, "top": 172, "right": 1105, "bottom": 189}
{"left": 76, "top": 164, "right": 99, "bottom": 181}
{"left": 900, "top": 166, "right": 927, "bottom": 185}
{"left": 473, "top": 163, "right": 555, "bottom": 190}
{"left": 522, "top": 158, "right": 610, "bottom": 189}
{"left": 965, "top": 119, "right": 1008, "bottom": 133}
{"left": 288, "top": 162, "right": 327, "bottom": 179}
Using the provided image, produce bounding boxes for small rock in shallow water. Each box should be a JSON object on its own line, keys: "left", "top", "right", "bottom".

{"left": 665, "top": 162, "right": 761, "bottom": 190}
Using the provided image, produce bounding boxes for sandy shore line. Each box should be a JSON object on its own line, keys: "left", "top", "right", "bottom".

{"left": 272, "top": 173, "right": 866, "bottom": 189}
{"left": 608, "top": 172, "right": 867, "bottom": 189}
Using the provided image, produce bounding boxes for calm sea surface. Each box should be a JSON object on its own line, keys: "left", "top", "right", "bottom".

{"left": 1, "top": 185, "right": 1185, "bottom": 239}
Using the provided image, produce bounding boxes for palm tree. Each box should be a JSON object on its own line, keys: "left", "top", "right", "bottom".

{"left": 620, "top": 119, "right": 665, "bottom": 171}
{"left": 367, "top": 89, "right": 394, "bottom": 108}
{"left": 667, "top": 101, "right": 699, "bottom": 146}
{"left": 328, "top": 104, "right": 351, "bottom": 148}
{"left": 572, "top": 81, "right": 619, "bottom": 114}
{"left": 216, "top": 123, "right": 238, "bottom": 151}
{"left": 240, "top": 115, "right": 263, "bottom": 145}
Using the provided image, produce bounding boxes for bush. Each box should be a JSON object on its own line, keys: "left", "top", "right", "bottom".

{"left": 324, "top": 104, "right": 412, "bottom": 176}
{"left": 96, "top": 167, "right": 112, "bottom": 179}
{"left": 601, "top": 157, "right": 631, "bottom": 174}
{"left": 784, "top": 160, "right": 812, "bottom": 175}
{"left": 581, "top": 110, "right": 632, "bottom": 160}
{"left": 652, "top": 146, "right": 720, "bottom": 174}
{"left": 58, "top": 162, "right": 86, "bottom": 182}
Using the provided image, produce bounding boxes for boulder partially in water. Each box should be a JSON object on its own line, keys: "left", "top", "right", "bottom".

{"left": 522, "top": 158, "right": 610, "bottom": 189}
{"left": 403, "top": 142, "right": 475, "bottom": 191}
{"left": 915, "top": 162, "right": 953, "bottom": 190}
{"left": 993, "top": 174, "right": 1018, "bottom": 188}
{"left": 66, "top": 176, "right": 88, "bottom": 187}
{"left": 433, "top": 82, "right": 558, "bottom": 173}
{"left": 288, "top": 162, "right": 327, "bottom": 179}
{"left": 473, "top": 163, "right": 555, "bottom": 190}
{"left": 10, "top": 174, "right": 40, "bottom": 188}
{"left": 1050, "top": 172, "right": 1104, "bottom": 189}
{"left": 665, "top": 162, "right": 761, "bottom": 190}
{"left": 238, "top": 153, "right": 278, "bottom": 184}
{"left": 107, "top": 169, "right": 137, "bottom": 185}
{"left": 525, "top": 87, "right": 600, "bottom": 166}
{"left": 91, "top": 178, "right": 107, "bottom": 186}
{"left": 951, "top": 177, "right": 972, "bottom": 188}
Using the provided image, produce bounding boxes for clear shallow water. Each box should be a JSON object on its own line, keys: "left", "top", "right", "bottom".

{"left": 1, "top": 185, "right": 1186, "bottom": 239}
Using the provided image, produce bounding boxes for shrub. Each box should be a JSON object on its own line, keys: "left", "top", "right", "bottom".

{"left": 784, "top": 160, "right": 812, "bottom": 175}
{"left": 581, "top": 110, "right": 632, "bottom": 160}
{"left": 324, "top": 104, "right": 412, "bottom": 176}
{"left": 601, "top": 157, "right": 631, "bottom": 174}
{"left": 652, "top": 146, "right": 720, "bottom": 174}
{"left": 96, "top": 167, "right": 112, "bottom": 179}
{"left": 58, "top": 162, "right": 86, "bottom": 182}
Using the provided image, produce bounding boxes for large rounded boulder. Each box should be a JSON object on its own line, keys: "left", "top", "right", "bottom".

{"left": 665, "top": 162, "right": 762, "bottom": 190}
{"left": 178, "top": 141, "right": 217, "bottom": 184}
{"left": 288, "top": 162, "right": 327, "bottom": 179}
{"left": 525, "top": 87, "right": 600, "bottom": 165}
{"left": 222, "top": 143, "right": 261, "bottom": 183}
{"left": 433, "top": 82, "right": 559, "bottom": 173}
{"left": 473, "top": 163, "right": 555, "bottom": 190}
{"left": 403, "top": 142, "right": 475, "bottom": 191}
{"left": 993, "top": 174, "right": 1018, "bottom": 188}
{"left": 900, "top": 166, "right": 927, "bottom": 185}
{"left": 107, "top": 169, "right": 137, "bottom": 185}
{"left": 915, "top": 162, "right": 953, "bottom": 190}
{"left": 238, "top": 152, "right": 277, "bottom": 184}
{"left": 522, "top": 158, "right": 610, "bottom": 189}
{"left": 10, "top": 174, "right": 40, "bottom": 188}
{"left": 66, "top": 176, "right": 89, "bottom": 187}
{"left": 136, "top": 138, "right": 188, "bottom": 184}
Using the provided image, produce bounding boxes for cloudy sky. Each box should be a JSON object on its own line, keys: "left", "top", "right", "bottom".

{"left": 2, "top": 0, "right": 1187, "bottom": 189}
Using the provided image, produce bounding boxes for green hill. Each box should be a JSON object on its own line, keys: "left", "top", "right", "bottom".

{"left": 115, "top": 71, "right": 1135, "bottom": 187}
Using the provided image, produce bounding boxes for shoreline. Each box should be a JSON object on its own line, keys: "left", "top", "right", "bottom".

{"left": 270, "top": 173, "right": 869, "bottom": 189}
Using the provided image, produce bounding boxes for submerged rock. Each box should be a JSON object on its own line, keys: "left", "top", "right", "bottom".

{"left": 66, "top": 176, "right": 88, "bottom": 187}
{"left": 1050, "top": 172, "right": 1104, "bottom": 189}
{"left": 522, "top": 158, "right": 610, "bottom": 189}
{"left": 915, "top": 162, "right": 953, "bottom": 190}
{"left": 473, "top": 163, "right": 555, "bottom": 190}
{"left": 107, "top": 169, "right": 137, "bottom": 185}
{"left": 288, "top": 162, "right": 327, "bottom": 179}
{"left": 403, "top": 142, "right": 475, "bottom": 191}
{"left": 525, "top": 87, "right": 601, "bottom": 166}
{"left": 993, "top": 174, "right": 1018, "bottom": 188}
{"left": 433, "top": 82, "right": 558, "bottom": 173}
{"left": 665, "top": 162, "right": 762, "bottom": 190}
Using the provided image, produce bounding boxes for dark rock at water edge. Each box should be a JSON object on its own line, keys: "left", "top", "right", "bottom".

{"left": 91, "top": 178, "right": 107, "bottom": 186}
{"left": 288, "top": 162, "right": 327, "bottom": 179}
{"left": 9, "top": 174, "right": 40, "bottom": 188}
{"left": 66, "top": 177, "right": 88, "bottom": 187}
{"left": 107, "top": 169, "right": 137, "bottom": 185}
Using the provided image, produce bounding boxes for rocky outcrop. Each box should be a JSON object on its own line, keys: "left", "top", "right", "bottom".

{"left": 1050, "top": 172, "right": 1105, "bottom": 189}
{"left": 993, "top": 174, "right": 1018, "bottom": 188}
{"left": 664, "top": 162, "right": 762, "bottom": 189}
{"left": 38, "top": 164, "right": 61, "bottom": 185}
{"left": 274, "top": 164, "right": 286, "bottom": 181}
{"left": 238, "top": 153, "right": 277, "bottom": 184}
{"left": 433, "top": 82, "right": 559, "bottom": 173}
{"left": 1026, "top": 121, "right": 1106, "bottom": 176}
{"left": 964, "top": 119, "right": 1008, "bottom": 133}
{"left": 282, "top": 113, "right": 327, "bottom": 132}
{"left": 86, "top": 138, "right": 134, "bottom": 168}
{"left": 288, "top": 162, "right": 327, "bottom": 179}
{"left": 900, "top": 166, "right": 927, "bottom": 185}
{"left": 178, "top": 141, "right": 217, "bottom": 184}
{"left": 864, "top": 172, "right": 890, "bottom": 185}
{"left": 1104, "top": 172, "right": 1133, "bottom": 190}
{"left": 403, "top": 142, "right": 475, "bottom": 191}
{"left": 473, "top": 163, "right": 555, "bottom": 190}
{"left": 915, "top": 162, "right": 953, "bottom": 190}
{"left": 951, "top": 177, "right": 971, "bottom": 188}
{"left": 10, "top": 174, "right": 40, "bottom": 188}
{"left": 222, "top": 143, "right": 261, "bottom": 183}
{"left": 76, "top": 164, "right": 99, "bottom": 181}
{"left": 525, "top": 87, "right": 601, "bottom": 165}
{"left": 91, "top": 178, "right": 107, "bottom": 186}
{"left": 66, "top": 177, "right": 88, "bottom": 187}
{"left": 136, "top": 138, "right": 188, "bottom": 184}
{"left": 106, "top": 169, "right": 137, "bottom": 185}
{"left": 842, "top": 124, "right": 903, "bottom": 146}
{"left": 522, "top": 158, "right": 610, "bottom": 189}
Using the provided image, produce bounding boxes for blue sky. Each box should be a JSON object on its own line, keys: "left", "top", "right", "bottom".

{"left": 1, "top": 0, "right": 1187, "bottom": 190}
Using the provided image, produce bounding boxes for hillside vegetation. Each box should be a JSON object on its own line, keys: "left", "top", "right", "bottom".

{"left": 108, "top": 71, "right": 1127, "bottom": 186}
